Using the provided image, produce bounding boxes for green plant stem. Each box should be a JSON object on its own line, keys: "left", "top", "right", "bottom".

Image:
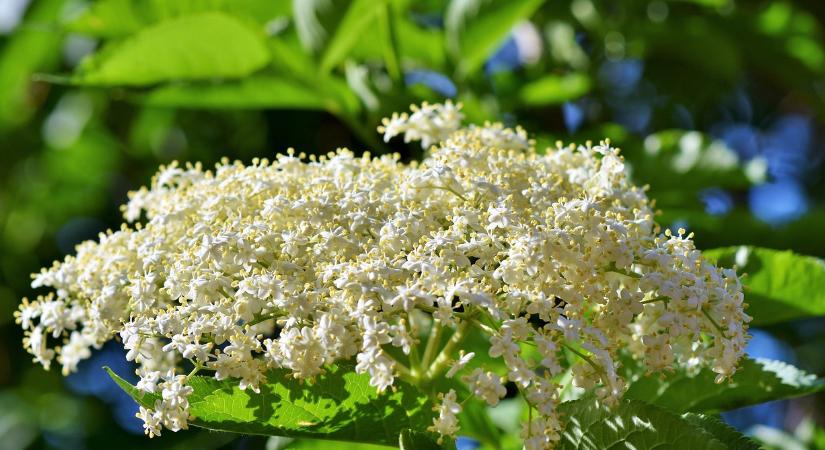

{"left": 421, "top": 319, "right": 443, "bottom": 370}
{"left": 640, "top": 296, "right": 670, "bottom": 305}
{"left": 425, "top": 319, "right": 472, "bottom": 380}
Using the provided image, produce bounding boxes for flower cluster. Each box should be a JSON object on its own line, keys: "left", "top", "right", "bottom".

{"left": 16, "top": 103, "right": 749, "bottom": 449}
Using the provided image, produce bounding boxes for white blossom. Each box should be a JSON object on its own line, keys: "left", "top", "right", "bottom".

{"left": 16, "top": 103, "right": 750, "bottom": 448}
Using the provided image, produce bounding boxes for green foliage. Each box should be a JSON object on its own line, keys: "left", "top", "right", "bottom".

{"left": 106, "top": 365, "right": 439, "bottom": 447}
{"left": 518, "top": 73, "right": 590, "bottom": 106}
{"left": 445, "top": 0, "right": 544, "bottom": 78}
{"left": 623, "top": 357, "right": 825, "bottom": 414}
{"left": 681, "top": 414, "right": 762, "bottom": 450}
{"left": 72, "top": 12, "right": 270, "bottom": 86}
{"left": 556, "top": 398, "right": 729, "bottom": 449}
{"left": 704, "top": 246, "right": 825, "bottom": 326}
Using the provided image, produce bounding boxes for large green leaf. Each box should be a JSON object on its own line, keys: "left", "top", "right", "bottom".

{"left": 65, "top": 0, "right": 291, "bottom": 37}
{"left": 445, "top": 0, "right": 544, "bottom": 78}
{"left": 703, "top": 246, "right": 825, "bottom": 326}
{"left": 556, "top": 398, "right": 729, "bottom": 449}
{"left": 106, "top": 364, "right": 437, "bottom": 447}
{"left": 73, "top": 12, "right": 270, "bottom": 86}
{"left": 623, "top": 357, "right": 825, "bottom": 414}
{"left": 681, "top": 414, "right": 761, "bottom": 450}
{"left": 140, "top": 76, "right": 354, "bottom": 113}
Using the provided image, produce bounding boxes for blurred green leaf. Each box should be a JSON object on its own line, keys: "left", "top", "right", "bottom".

{"left": 556, "top": 398, "right": 729, "bottom": 449}
{"left": 72, "top": 12, "right": 270, "bottom": 86}
{"left": 681, "top": 414, "right": 761, "bottom": 450}
{"left": 106, "top": 364, "right": 437, "bottom": 447}
{"left": 65, "top": 0, "right": 292, "bottom": 37}
{"left": 445, "top": 0, "right": 544, "bottom": 78}
{"left": 704, "top": 246, "right": 825, "bottom": 326}
{"left": 141, "top": 76, "right": 328, "bottom": 110}
{"left": 518, "top": 73, "right": 590, "bottom": 106}
{"left": 623, "top": 357, "right": 825, "bottom": 414}
{"left": 0, "top": 0, "right": 66, "bottom": 131}
{"left": 320, "top": 0, "right": 386, "bottom": 73}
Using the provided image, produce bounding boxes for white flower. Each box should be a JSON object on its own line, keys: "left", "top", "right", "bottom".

{"left": 428, "top": 389, "right": 462, "bottom": 441}
{"left": 17, "top": 103, "right": 749, "bottom": 447}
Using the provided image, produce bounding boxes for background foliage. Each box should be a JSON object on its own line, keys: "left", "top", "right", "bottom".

{"left": 1, "top": 0, "right": 825, "bottom": 449}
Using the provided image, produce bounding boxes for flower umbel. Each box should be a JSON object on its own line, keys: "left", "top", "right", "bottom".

{"left": 16, "top": 103, "right": 750, "bottom": 448}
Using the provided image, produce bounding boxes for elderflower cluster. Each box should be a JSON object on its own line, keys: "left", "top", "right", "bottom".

{"left": 16, "top": 103, "right": 749, "bottom": 449}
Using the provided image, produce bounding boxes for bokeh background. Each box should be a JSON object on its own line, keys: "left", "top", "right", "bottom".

{"left": 1, "top": 0, "right": 825, "bottom": 449}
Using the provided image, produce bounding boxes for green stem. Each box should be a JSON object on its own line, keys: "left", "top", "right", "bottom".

{"left": 562, "top": 342, "right": 604, "bottom": 377}
{"left": 701, "top": 307, "right": 727, "bottom": 338}
{"left": 421, "top": 319, "right": 444, "bottom": 370}
{"left": 425, "top": 319, "right": 471, "bottom": 380}
{"left": 378, "top": 1, "right": 402, "bottom": 84}
{"left": 640, "top": 295, "right": 670, "bottom": 305}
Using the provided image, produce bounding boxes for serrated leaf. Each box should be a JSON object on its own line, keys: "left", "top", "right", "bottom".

{"left": 623, "top": 357, "right": 825, "bottom": 414}
{"left": 681, "top": 414, "right": 761, "bottom": 450}
{"left": 72, "top": 12, "right": 270, "bottom": 86}
{"left": 518, "top": 73, "right": 591, "bottom": 106}
{"left": 107, "top": 364, "right": 436, "bottom": 447}
{"left": 703, "top": 246, "right": 825, "bottom": 326}
{"left": 557, "top": 398, "right": 727, "bottom": 450}
{"left": 445, "top": 0, "right": 544, "bottom": 78}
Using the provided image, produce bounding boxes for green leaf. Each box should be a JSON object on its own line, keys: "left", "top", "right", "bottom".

{"left": 681, "top": 414, "right": 761, "bottom": 450}
{"left": 65, "top": 0, "right": 292, "bottom": 37}
{"left": 399, "top": 429, "right": 453, "bottom": 450}
{"left": 445, "top": 0, "right": 544, "bottom": 78}
{"left": 73, "top": 12, "right": 270, "bottom": 86}
{"left": 518, "top": 73, "right": 591, "bottom": 106}
{"left": 141, "top": 76, "right": 329, "bottom": 110}
{"left": 106, "top": 364, "right": 436, "bottom": 447}
{"left": 623, "top": 357, "right": 825, "bottom": 414}
{"left": 320, "top": 0, "right": 385, "bottom": 73}
{"left": 703, "top": 246, "right": 825, "bottom": 326}
{"left": 557, "top": 398, "right": 727, "bottom": 449}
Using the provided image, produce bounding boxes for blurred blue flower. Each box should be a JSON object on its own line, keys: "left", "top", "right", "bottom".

{"left": 562, "top": 101, "right": 585, "bottom": 133}
{"left": 456, "top": 436, "right": 482, "bottom": 450}
{"left": 485, "top": 36, "right": 521, "bottom": 75}
{"left": 719, "top": 123, "right": 760, "bottom": 160}
{"left": 613, "top": 102, "right": 652, "bottom": 134}
{"left": 598, "top": 59, "right": 643, "bottom": 96}
{"left": 405, "top": 70, "right": 457, "bottom": 98}
{"left": 749, "top": 180, "right": 808, "bottom": 225}
{"left": 65, "top": 341, "right": 143, "bottom": 434}
{"left": 699, "top": 188, "right": 734, "bottom": 216}
{"left": 761, "top": 115, "right": 812, "bottom": 180}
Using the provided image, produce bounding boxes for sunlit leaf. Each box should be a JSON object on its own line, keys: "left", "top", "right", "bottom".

{"left": 681, "top": 414, "right": 761, "bottom": 450}
{"left": 556, "top": 398, "right": 729, "bottom": 449}
{"left": 72, "top": 12, "right": 270, "bottom": 86}
{"left": 623, "top": 357, "right": 825, "bottom": 413}
{"left": 65, "top": 0, "right": 292, "bottom": 37}
{"left": 704, "top": 246, "right": 825, "bottom": 325}
{"left": 106, "top": 364, "right": 437, "bottom": 447}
